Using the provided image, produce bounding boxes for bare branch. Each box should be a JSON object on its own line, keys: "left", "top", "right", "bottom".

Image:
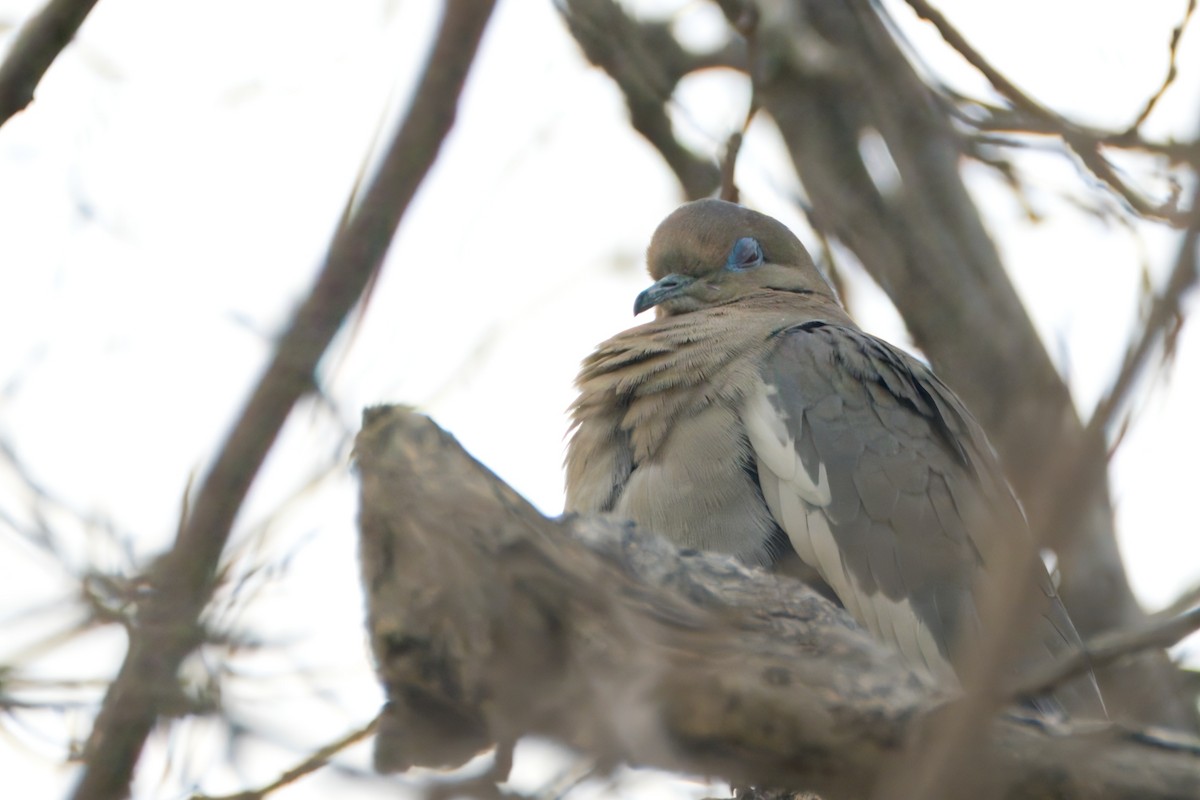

{"left": 1127, "top": 0, "right": 1197, "bottom": 133}
{"left": 558, "top": 0, "right": 738, "bottom": 200}
{"left": 0, "top": 0, "right": 100, "bottom": 127}
{"left": 1014, "top": 607, "right": 1200, "bottom": 705}
{"left": 192, "top": 715, "right": 381, "bottom": 800}
{"left": 716, "top": 2, "right": 759, "bottom": 203}
{"left": 901, "top": 0, "right": 1071, "bottom": 126}
{"left": 1064, "top": 133, "right": 1186, "bottom": 224}
{"left": 356, "top": 406, "right": 1200, "bottom": 800}
{"left": 903, "top": 0, "right": 1189, "bottom": 225}
{"left": 1087, "top": 182, "right": 1200, "bottom": 438}
{"left": 1016, "top": 191, "right": 1200, "bottom": 617}
{"left": 1159, "top": 583, "right": 1200, "bottom": 620}
{"left": 718, "top": 131, "right": 743, "bottom": 202}
{"left": 68, "top": 2, "right": 499, "bottom": 798}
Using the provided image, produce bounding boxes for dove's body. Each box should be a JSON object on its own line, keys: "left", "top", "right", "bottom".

{"left": 566, "top": 199, "right": 1103, "bottom": 714}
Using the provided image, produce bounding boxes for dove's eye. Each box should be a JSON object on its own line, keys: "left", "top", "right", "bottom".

{"left": 726, "top": 237, "right": 763, "bottom": 271}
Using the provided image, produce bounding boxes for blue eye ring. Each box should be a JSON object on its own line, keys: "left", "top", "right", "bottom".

{"left": 726, "top": 237, "right": 764, "bottom": 270}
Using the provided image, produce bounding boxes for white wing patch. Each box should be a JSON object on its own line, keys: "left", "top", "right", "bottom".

{"left": 870, "top": 591, "right": 957, "bottom": 684}
{"left": 742, "top": 382, "right": 831, "bottom": 506}
{"left": 744, "top": 379, "right": 957, "bottom": 685}
{"left": 803, "top": 511, "right": 852, "bottom": 605}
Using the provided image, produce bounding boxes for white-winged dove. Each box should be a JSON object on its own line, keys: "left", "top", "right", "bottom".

{"left": 566, "top": 199, "right": 1103, "bottom": 716}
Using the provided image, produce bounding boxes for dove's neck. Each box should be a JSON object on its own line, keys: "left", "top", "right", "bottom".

{"left": 576, "top": 296, "right": 852, "bottom": 462}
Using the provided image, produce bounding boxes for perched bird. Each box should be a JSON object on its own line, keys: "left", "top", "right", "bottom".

{"left": 566, "top": 199, "right": 1102, "bottom": 715}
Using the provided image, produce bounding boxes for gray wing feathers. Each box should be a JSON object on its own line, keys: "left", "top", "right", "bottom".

{"left": 746, "top": 322, "right": 1101, "bottom": 712}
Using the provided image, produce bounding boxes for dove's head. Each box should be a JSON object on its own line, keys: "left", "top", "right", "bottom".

{"left": 636, "top": 199, "right": 836, "bottom": 317}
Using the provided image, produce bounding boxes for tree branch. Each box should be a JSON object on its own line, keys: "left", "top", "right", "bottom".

{"left": 1014, "top": 607, "right": 1200, "bottom": 705}
{"left": 558, "top": 0, "right": 738, "bottom": 200}
{"left": 902, "top": 0, "right": 1188, "bottom": 224}
{"left": 192, "top": 715, "right": 381, "bottom": 800}
{"left": 68, "top": 2, "right": 498, "bottom": 797}
{"left": 1127, "top": 0, "right": 1196, "bottom": 133}
{"left": 1087, "top": 180, "right": 1200, "bottom": 438}
{"left": 0, "top": 0, "right": 99, "bottom": 128}
{"left": 356, "top": 406, "right": 1200, "bottom": 800}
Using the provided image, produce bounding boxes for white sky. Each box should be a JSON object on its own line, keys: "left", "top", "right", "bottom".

{"left": 1, "top": 0, "right": 1198, "bottom": 797}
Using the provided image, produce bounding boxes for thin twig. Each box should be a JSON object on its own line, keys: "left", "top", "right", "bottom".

{"left": 1065, "top": 132, "right": 1186, "bottom": 223}
{"left": 0, "top": 0, "right": 100, "bottom": 127}
{"left": 1157, "top": 582, "right": 1200, "bottom": 620}
{"left": 904, "top": 0, "right": 1189, "bottom": 225}
{"left": 902, "top": 0, "right": 1064, "bottom": 124}
{"left": 559, "top": 0, "right": 738, "bottom": 200}
{"left": 1087, "top": 179, "right": 1200, "bottom": 438}
{"left": 68, "top": 3, "right": 499, "bottom": 798}
{"left": 718, "top": 131, "right": 743, "bottom": 202}
{"left": 192, "top": 715, "right": 381, "bottom": 800}
{"left": 1013, "top": 607, "right": 1200, "bottom": 704}
{"left": 717, "top": 1, "right": 760, "bottom": 203}
{"left": 1128, "top": 0, "right": 1197, "bottom": 133}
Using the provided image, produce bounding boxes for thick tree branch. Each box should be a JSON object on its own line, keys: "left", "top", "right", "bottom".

{"left": 0, "top": 0, "right": 99, "bottom": 128}
{"left": 68, "top": 3, "right": 498, "bottom": 798}
{"left": 356, "top": 406, "right": 1200, "bottom": 800}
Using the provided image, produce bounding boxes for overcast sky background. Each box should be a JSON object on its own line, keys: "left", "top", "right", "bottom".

{"left": 1, "top": 0, "right": 1198, "bottom": 797}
